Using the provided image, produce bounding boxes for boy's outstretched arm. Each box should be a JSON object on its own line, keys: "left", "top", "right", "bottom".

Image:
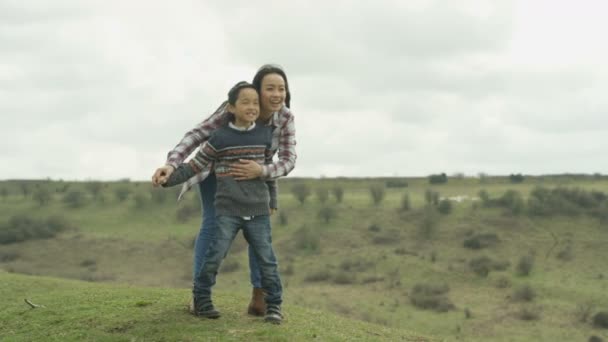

{"left": 162, "top": 140, "right": 218, "bottom": 188}
{"left": 162, "top": 163, "right": 197, "bottom": 188}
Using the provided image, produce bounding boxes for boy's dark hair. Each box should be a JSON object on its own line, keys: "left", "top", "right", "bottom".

{"left": 252, "top": 64, "right": 291, "bottom": 108}
{"left": 228, "top": 81, "right": 256, "bottom": 105}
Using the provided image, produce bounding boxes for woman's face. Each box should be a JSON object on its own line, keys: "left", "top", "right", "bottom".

{"left": 229, "top": 88, "right": 259, "bottom": 126}
{"left": 259, "top": 73, "right": 286, "bottom": 113}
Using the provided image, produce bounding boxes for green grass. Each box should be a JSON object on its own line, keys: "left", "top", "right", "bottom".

{"left": 2, "top": 176, "right": 608, "bottom": 341}
{"left": 0, "top": 271, "right": 431, "bottom": 342}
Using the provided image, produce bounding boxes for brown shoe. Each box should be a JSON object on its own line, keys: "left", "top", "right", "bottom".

{"left": 247, "top": 288, "right": 266, "bottom": 316}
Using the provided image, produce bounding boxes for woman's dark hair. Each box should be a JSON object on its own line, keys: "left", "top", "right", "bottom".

{"left": 252, "top": 64, "right": 291, "bottom": 108}
{"left": 227, "top": 81, "right": 256, "bottom": 105}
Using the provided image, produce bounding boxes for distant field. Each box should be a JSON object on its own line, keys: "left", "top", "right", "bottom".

{"left": 1, "top": 175, "right": 608, "bottom": 341}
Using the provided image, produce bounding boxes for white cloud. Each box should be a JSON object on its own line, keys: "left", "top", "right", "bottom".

{"left": 1, "top": 0, "right": 607, "bottom": 180}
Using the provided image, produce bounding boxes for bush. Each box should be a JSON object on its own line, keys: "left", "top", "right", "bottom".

{"left": 114, "top": 187, "right": 131, "bottom": 202}
{"left": 304, "top": 269, "right": 331, "bottom": 282}
{"left": 576, "top": 301, "right": 595, "bottom": 323}
{"left": 516, "top": 255, "right": 534, "bottom": 276}
{"left": 418, "top": 206, "right": 439, "bottom": 239}
{"left": 495, "top": 276, "right": 512, "bottom": 289}
{"left": 176, "top": 203, "right": 199, "bottom": 223}
{"left": 332, "top": 186, "right": 344, "bottom": 203}
{"left": 593, "top": 311, "right": 608, "bottom": 329}
{"left": 85, "top": 182, "right": 103, "bottom": 200}
{"left": 428, "top": 173, "right": 448, "bottom": 184}
{"left": 410, "top": 282, "right": 454, "bottom": 312}
{"left": 63, "top": 190, "right": 86, "bottom": 208}
{"left": 463, "top": 233, "right": 500, "bottom": 250}
{"left": 318, "top": 207, "right": 337, "bottom": 223}
{"left": 509, "top": 173, "right": 525, "bottom": 183}
{"left": 316, "top": 187, "right": 329, "bottom": 204}
{"left": 1, "top": 187, "right": 8, "bottom": 200}
{"left": 0, "top": 215, "right": 70, "bottom": 245}
{"left": 150, "top": 188, "right": 169, "bottom": 204}
{"left": 589, "top": 336, "right": 604, "bottom": 342}
{"left": 291, "top": 183, "right": 311, "bottom": 205}
{"left": 437, "top": 199, "right": 452, "bottom": 215}
{"left": 332, "top": 272, "right": 356, "bottom": 285}
{"left": 0, "top": 250, "right": 20, "bottom": 262}
{"left": 400, "top": 193, "right": 411, "bottom": 211}
{"left": 369, "top": 184, "right": 385, "bottom": 206}
{"left": 516, "top": 307, "right": 540, "bottom": 321}
{"left": 469, "top": 256, "right": 492, "bottom": 277}
{"left": 512, "top": 285, "right": 536, "bottom": 302}
{"left": 386, "top": 179, "right": 408, "bottom": 188}
{"left": 294, "top": 225, "right": 320, "bottom": 252}
{"left": 33, "top": 187, "right": 52, "bottom": 206}
{"left": 133, "top": 192, "right": 149, "bottom": 209}
{"left": 368, "top": 224, "right": 381, "bottom": 232}
{"left": 220, "top": 260, "right": 240, "bottom": 273}
{"left": 278, "top": 210, "right": 288, "bottom": 226}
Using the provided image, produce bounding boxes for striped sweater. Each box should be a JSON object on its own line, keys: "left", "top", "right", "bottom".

{"left": 164, "top": 122, "right": 275, "bottom": 217}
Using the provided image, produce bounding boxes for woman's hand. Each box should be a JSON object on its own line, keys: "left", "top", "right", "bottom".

{"left": 230, "top": 159, "right": 263, "bottom": 180}
{"left": 151, "top": 165, "right": 175, "bottom": 187}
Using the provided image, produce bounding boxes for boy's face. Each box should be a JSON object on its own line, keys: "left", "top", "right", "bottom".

{"left": 229, "top": 88, "right": 260, "bottom": 125}
{"left": 260, "top": 73, "right": 286, "bottom": 113}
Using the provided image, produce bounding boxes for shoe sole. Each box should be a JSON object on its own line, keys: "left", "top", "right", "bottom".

{"left": 264, "top": 314, "right": 282, "bottom": 325}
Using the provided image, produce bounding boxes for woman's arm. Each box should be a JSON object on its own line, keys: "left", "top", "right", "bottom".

{"left": 231, "top": 109, "right": 297, "bottom": 180}
{"left": 152, "top": 102, "right": 227, "bottom": 186}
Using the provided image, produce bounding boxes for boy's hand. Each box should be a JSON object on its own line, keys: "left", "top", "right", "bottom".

{"left": 231, "top": 160, "right": 263, "bottom": 180}
{"left": 270, "top": 208, "right": 277, "bottom": 216}
{"left": 152, "top": 165, "right": 175, "bottom": 187}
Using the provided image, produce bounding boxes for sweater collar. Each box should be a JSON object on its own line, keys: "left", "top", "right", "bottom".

{"left": 228, "top": 121, "right": 256, "bottom": 131}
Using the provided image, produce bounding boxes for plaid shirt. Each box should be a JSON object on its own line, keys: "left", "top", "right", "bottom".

{"left": 166, "top": 103, "right": 297, "bottom": 200}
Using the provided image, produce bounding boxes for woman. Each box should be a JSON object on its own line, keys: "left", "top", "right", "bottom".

{"left": 151, "top": 64, "right": 296, "bottom": 316}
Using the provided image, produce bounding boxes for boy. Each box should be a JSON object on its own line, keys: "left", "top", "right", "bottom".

{"left": 164, "top": 81, "right": 283, "bottom": 324}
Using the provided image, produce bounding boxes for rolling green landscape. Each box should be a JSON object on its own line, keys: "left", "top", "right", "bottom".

{"left": 1, "top": 174, "right": 608, "bottom": 341}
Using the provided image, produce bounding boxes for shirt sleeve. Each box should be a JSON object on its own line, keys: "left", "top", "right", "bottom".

{"left": 261, "top": 110, "right": 297, "bottom": 180}
{"left": 165, "top": 102, "right": 228, "bottom": 169}
{"left": 266, "top": 179, "right": 278, "bottom": 209}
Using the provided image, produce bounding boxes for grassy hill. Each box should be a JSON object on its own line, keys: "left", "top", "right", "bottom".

{"left": 1, "top": 175, "right": 608, "bottom": 341}
{"left": 0, "top": 272, "right": 431, "bottom": 341}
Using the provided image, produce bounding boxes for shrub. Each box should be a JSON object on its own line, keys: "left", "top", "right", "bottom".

{"left": 386, "top": 179, "right": 408, "bottom": 188}
{"left": 294, "top": 225, "right": 320, "bottom": 252}
{"left": 437, "top": 199, "right": 452, "bottom": 215}
{"left": 33, "top": 187, "right": 52, "bottom": 206}
{"left": 85, "top": 182, "right": 103, "bottom": 200}
{"left": 19, "top": 182, "right": 31, "bottom": 198}
{"left": 278, "top": 210, "right": 288, "bottom": 226}
{"left": 291, "top": 183, "right": 311, "bottom": 205}
{"left": 409, "top": 282, "right": 454, "bottom": 312}
{"left": 369, "top": 184, "right": 385, "bottom": 205}
{"left": 495, "top": 276, "right": 512, "bottom": 289}
{"left": 512, "top": 285, "right": 536, "bottom": 302}
{"left": 318, "top": 207, "right": 337, "bottom": 223}
{"left": 516, "top": 307, "right": 540, "bottom": 321}
{"left": 400, "top": 193, "right": 411, "bottom": 211}
{"left": 332, "top": 186, "right": 344, "bottom": 203}
{"left": 150, "top": 188, "right": 169, "bottom": 204}
{"left": 1, "top": 187, "right": 8, "bottom": 200}
{"left": 469, "top": 256, "right": 492, "bottom": 277}
{"left": 463, "top": 233, "right": 500, "bottom": 250}
{"left": 176, "top": 203, "right": 199, "bottom": 223}
{"left": 593, "top": 311, "right": 608, "bottom": 329}
{"left": 134, "top": 192, "right": 150, "bottom": 209}
{"left": 589, "top": 336, "right": 604, "bottom": 342}
{"left": 0, "top": 215, "right": 70, "bottom": 245}
{"left": 304, "top": 269, "right": 331, "bottom": 282}
{"left": 63, "top": 190, "right": 86, "bottom": 208}
{"left": 368, "top": 224, "right": 381, "bottom": 232}
{"left": 509, "top": 173, "right": 525, "bottom": 183}
{"left": 499, "top": 190, "right": 525, "bottom": 215}
{"left": 418, "top": 206, "right": 439, "bottom": 239}
{"left": 316, "top": 187, "right": 329, "bottom": 204}
{"left": 332, "top": 272, "right": 356, "bottom": 285}
{"left": 516, "top": 255, "right": 534, "bottom": 276}
{"left": 114, "top": 187, "right": 131, "bottom": 202}
{"left": 428, "top": 173, "right": 448, "bottom": 184}
{"left": 220, "top": 260, "right": 240, "bottom": 273}
{"left": 0, "top": 251, "right": 19, "bottom": 262}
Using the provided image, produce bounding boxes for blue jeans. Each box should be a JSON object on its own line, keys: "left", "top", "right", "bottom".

{"left": 193, "top": 215, "right": 283, "bottom": 305}
{"left": 194, "top": 173, "right": 263, "bottom": 287}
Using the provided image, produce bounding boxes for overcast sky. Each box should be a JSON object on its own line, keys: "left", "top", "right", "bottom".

{"left": 1, "top": 0, "right": 607, "bottom": 180}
